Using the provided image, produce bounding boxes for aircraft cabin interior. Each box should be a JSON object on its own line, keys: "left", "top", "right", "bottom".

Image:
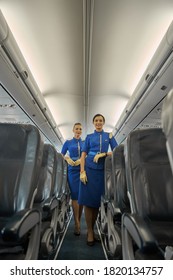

{"left": 0, "top": 0, "right": 173, "bottom": 261}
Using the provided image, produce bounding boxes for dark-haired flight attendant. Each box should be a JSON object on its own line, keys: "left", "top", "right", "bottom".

{"left": 78, "top": 114, "right": 117, "bottom": 245}
{"left": 61, "top": 123, "right": 84, "bottom": 235}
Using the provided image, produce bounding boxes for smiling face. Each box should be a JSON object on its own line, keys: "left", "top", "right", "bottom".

{"left": 73, "top": 123, "right": 82, "bottom": 139}
{"left": 93, "top": 115, "right": 105, "bottom": 132}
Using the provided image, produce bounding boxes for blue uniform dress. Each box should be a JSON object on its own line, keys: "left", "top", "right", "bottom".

{"left": 78, "top": 130, "right": 117, "bottom": 208}
{"left": 61, "top": 138, "right": 83, "bottom": 200}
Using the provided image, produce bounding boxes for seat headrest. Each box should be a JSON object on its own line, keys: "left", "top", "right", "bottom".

{"left": 112, "top": 144, "right": 124, "bottom": 168}
{"left": 125, "top": 128, "right": 169, "bottom": 168}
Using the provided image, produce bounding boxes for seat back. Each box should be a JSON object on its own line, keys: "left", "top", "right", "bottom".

{"left": 124, "top": 128, "right": 173, "bottom": 221}
{"left": 99, "top": 155, "right": 113, "bottom": 234}
{"left": 33, "top": 144, "right": 59, "bottom": 259}
{"left": 0, "top": 123, "right": 43, "bottom": 216}
{"left": 62, "top": 158, "right": 69, "bottom": 195}
{"left": 34, "top": 144, "right": 57, "bottom": 206}
{"left": 0, "top": 123, "right": 43, "bottom": 259}
{"left": 105, "top": 146, "right": 129, "bottom": 259}
{"left": 53, "top": 152, "right": 64, "bottom": 198}
{"left": 162, "top": 88, "right": 173, "bottom": 174}
{"left": 112, "top": 144, "right": 130, "bottom": 214}
{"left": 57, "top": 158, "right": 70, "bottom": 227}
{"left": 104, "top": 155, "right": 113, "bottom": 200}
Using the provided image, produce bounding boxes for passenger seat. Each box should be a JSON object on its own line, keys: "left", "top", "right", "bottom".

{"left": 0, "top": 123, "right": 43, "bottom": 259}
{"left": 107, "top": 144, "right": 130, "bottom": 259}
{"left": 122, "top": 128, "right": 173, "bottom": 260}
{"left": 34, "top": 143, "right": 58, "bottom": 259}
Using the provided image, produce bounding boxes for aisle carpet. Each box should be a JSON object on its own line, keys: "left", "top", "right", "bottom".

{"left": 56, "top": 212, "right": 106, "bottom": 260}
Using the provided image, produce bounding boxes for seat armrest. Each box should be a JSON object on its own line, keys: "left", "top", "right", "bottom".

{"left": 1, "top": 208, "right": 41, "bottom": 242}
{"left": 43, "top": 196, "right": 58, "bottom": 211}
{"left": 101, "top": 194, "right": 109, "bottom": 206}
{"left": 108, "top": 201, "right": 121, "bottom": 220}
{"left": 57, "top": 192, "right": 66, "bottom": 201}
{"left": 122, "top": 212, "right": 158, "bottom": 252}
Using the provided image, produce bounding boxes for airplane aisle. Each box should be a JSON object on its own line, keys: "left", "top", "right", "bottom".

{"left": 55, "top": 211, "right": 107, "bottom": 260}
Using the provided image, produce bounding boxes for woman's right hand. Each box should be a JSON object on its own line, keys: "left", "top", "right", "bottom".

{"left": 80, "top": 171, "right": 87, "bottom": 184}
{"left": 65, "top": 157, "right": 75, "bottom": 166}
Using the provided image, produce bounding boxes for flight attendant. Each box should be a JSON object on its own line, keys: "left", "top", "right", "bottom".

{"left": 61, "top": 123, "right": 84, "bottom": 235}
{"left": 78, "top": 114, "right": 117, "bottom": 246}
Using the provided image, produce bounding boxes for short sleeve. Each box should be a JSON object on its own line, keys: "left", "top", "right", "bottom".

{"left": 109, "top": 135, "right": 118, "bottom": 150}
{"left": 61, "top": 140, "right": 68, "bottom": 155}
{"left": 82, "top": 135, "right": 90, "bottom": 154}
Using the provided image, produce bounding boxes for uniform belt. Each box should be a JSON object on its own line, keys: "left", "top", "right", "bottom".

{"left": 71, "top": 156, "right": 79, "bottom": 160}
{"left": 88, "top": 151, "right": 98, "bottom": 156}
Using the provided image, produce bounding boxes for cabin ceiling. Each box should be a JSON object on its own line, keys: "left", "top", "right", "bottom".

{"left": 0, "top": 0, "right": 173, "bottom": 147}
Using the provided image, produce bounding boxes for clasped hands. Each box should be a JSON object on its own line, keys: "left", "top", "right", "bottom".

{"left": 67, "top": 153, "right": 107, "bottom": 185}
{"left": 65, "top": 157, "right": 81, "bottom": 166}
{"left": 80, "top": 153, "right": 107, "bottom": 185}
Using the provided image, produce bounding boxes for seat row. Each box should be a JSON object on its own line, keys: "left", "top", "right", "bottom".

{"left": 99, "top": 90, "right": 173, "bottom": 259}
{"left": 0, "top": 123, "right": 70, "bottom": 260}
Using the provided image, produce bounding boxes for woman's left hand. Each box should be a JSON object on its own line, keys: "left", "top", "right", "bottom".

{"left": 93, "top": 152, "right": 106, "bottom": 163}
{"left": 74, "top": 159, "right": 81, "bottom": 166}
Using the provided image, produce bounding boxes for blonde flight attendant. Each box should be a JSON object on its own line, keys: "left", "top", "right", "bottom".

{"left": 61, "top": 123, "right": 84, "bottom": 235}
